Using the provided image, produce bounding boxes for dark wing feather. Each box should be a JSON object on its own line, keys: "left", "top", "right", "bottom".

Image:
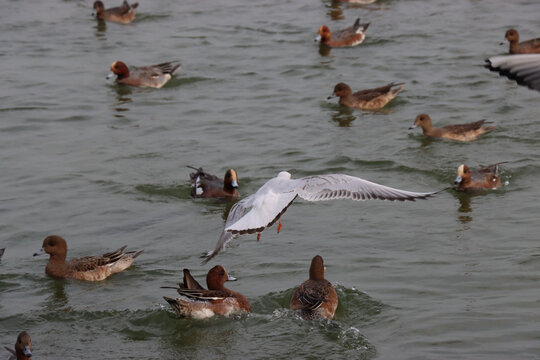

{"left": 177, "top": 288, "right": 228, "bottom": 301}
{"left": 521, "top": 38, "right": 540, "bottom": 49}
{"left": 475, "top": 162, "right": 507, "bottom": 176}
{"left": 333, "top": 18, "right": 369, "bottom": 39}
{"left": 179, "top": 268, "right": 205, "bottom": 290}
{"left": 106, "top": 1, "right": 130, "bottom": 15}
{"left": 352, "top": 82, "right": 402, "bottom": 101}
{"left": 296, "top": 280, "right": 331, "bottom": 311}
{"left": 67, "top": 246, "right": 127, "bottom": 272}
{"left": 440, "top": 120, "right": 491, "bottom": 134}
{"left": 153, "top": 61, "right": 181, "bottom": 75}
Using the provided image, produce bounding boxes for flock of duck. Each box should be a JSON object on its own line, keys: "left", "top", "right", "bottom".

{"left": 3, "top": 0, "right": 540, "bottom": 358}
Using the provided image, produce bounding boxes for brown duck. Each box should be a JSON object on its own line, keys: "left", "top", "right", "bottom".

{"left": 92, "top": 0, "right": 138, "bottom": 24}
{"left": 454, "top": 163, "right": 505, "bottom": 191}
{"left": 188, "top": 166, "right": 239, "bottom": 198}
{"left": 409, "top": 114, "right": 496, "bottom": 142}
{"left": 163, "top": 265, "right": 251, "bottom": 319}
{"left": 503, "top": 29, "right": 540, "bottom": 54}
{"left": 4, "top": 331, "right": 32, "bottom": 360}
{"left": 316, "top": 18, "right": 370, "bottom": 47}
{"left": 34, "top": 235, "right": 143, "bottom": 281}
{"left": 329, "top": 82, "right": 403, "bottom": 110}
{"left": 290, "top": 255, "right": 338, "bottom": 320}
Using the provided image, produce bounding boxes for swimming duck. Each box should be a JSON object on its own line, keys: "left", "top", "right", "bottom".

{"left": 291, "top": 255, "right": 338, "bottom": 320}
{"left": 486, "top": 54, "right": 540, "bottom": 91}
{"left": 328, "top": 82, "right": 403, "bottom": 110}
{"left": 502, "top": 29, "right": 540, "bottom": 54}
{"left": 163, "top": 266, "right": 250, "bottom": 319}
{"left": 107, "top": 60, "right": 181, "bottom": 88}
{"left": 4, "top": 331, "right": 32, "bottom": 360}
{"left": 409, "top": 114, "right": 496, "bottom": 142}
{"left": 316, "top": 18, "right": 370, "bottom": 48}
{"left": 34, "top": 235, "right": 143, "bottom": 281}
{"left": 188, "top": 166, "right": 239, "bottom": 198}
{"left": 92, "top": 1, "right": 138, "bottom": 24}
{"left": 201, "top": 171, "right": 437, "bottom": 262}
{"left": 454, "top": 163, "right": 504, "bottom": 191}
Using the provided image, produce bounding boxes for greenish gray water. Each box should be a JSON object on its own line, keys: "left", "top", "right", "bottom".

{"left": 1, "top": 0, "right": 539, "bottom": 358}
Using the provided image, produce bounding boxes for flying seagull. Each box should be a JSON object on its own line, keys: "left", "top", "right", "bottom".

{"left": 201, "top": 171, "right": 437, "bottom": 262}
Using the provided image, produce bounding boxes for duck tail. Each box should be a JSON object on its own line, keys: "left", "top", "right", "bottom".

{"left": 391, "top": 83, "right": 405, "bottom": 94}
{"left": 130, "top": 249, "right": 144, "bottom": 259}
{"left": 187, "top": 165, "right": 205, "bottom": 180}
{"left": 353, "top": 18, "right": 370, "bottom": 33}
{"left": 360, "top": 21, "right": 370, "bottom": 32}
{"left": 156, "top": 61, "right": 182, "bottom": 75}
{"left": 170, "top": 61, "right": 182, "bottom": 75}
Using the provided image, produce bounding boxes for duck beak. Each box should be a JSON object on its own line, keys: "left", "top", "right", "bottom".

{"left": 33, "top": 248, "right": 45, "bottom": 256}
{"left": 408, "top": 123, "right": 418, "bottom": 130}
{"left": 106, "top": 72, "right": 115, "bottom": 80}
{"left": 227, "top": 275, "right": 237, "bottom": 282}
{"left": 327, "top": 93, "right": 336, "bottom": 100}
{"left": 454, "top": 175, "right": 462, "bottom": 184}
{"left": 91, "top": 9, "right": 97, "bottom": 17}
{"left": 314, "top": 34, "right": 321, "bottom": 43}
{"left": 500, "top": 39, "right": 508, "bottom": 46}
{"left": 23, "top": 346, "right": 32, "bottom": 357}
{"left": 231, "top": 180, "right": 239, "bottom": 188}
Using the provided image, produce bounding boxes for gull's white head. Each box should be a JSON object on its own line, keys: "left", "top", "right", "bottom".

{"left": 277, "top": 171, "right": 292, "bottom": 179}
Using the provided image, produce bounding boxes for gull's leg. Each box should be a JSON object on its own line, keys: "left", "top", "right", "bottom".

{"left": 277, "top": 219, "right": 282, "bottom": 233}
{"left": 257, "top": 232, "right": 261, "bottom": 241}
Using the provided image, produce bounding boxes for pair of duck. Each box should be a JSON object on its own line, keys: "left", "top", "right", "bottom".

{"left": 163, "top": 255, "right": 338, "bottom": 320}
{"left": 91, "top": 1, "right": 182, "bottom": 88}
{"left": 315, "top": 17, "right": 407, "bottom": 110}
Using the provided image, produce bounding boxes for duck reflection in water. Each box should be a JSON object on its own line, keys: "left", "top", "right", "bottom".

{"left": 94, "top": 19, "right": 107, "bottom": 35}
{"left": 330, "top": 105, "right": 356, "bottom": 127}
{"left": 318, "top": 44, "right": 332, "bottom": 57}
{"left": 112, "top": 86, "right": 133, "bottom": 117}
{"left": 44, "top": 279, "right": 69, "bottom": 310}
{"left": 326, "top": 0, "right": 344, "bottom": 21}
{"left": 455, "top": 192, "right": 473, "bottom": 224}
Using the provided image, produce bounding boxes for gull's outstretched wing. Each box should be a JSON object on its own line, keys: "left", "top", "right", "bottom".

{"left": 296, "top": 174, "right": 436, "bottom": 202}
{"left": 225, "top": 174, "right": 435, "bottom": 235}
